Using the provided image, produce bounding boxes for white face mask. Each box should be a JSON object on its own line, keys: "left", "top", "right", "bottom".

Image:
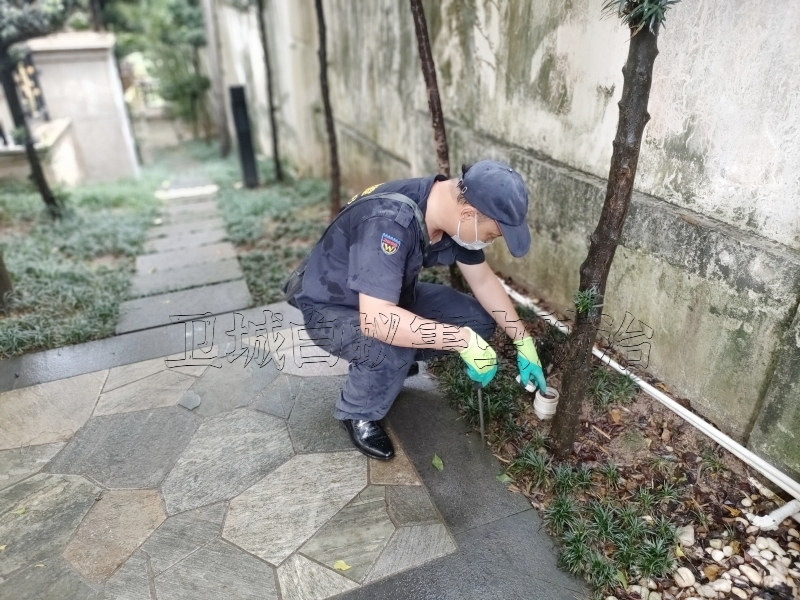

{"left": 452, "top": 214, "right": 493, "bottom": 250}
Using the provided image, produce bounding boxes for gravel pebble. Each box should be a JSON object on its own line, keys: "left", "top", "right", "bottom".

{"left": 760, "top": 549, "right": 775, "bottom": 561}
{"left": 710, "top": 578, "right": 731, "bottom": 593}
{"left": 740, "top": 563, "right": 762, "bottom": 585}
{"left": 730, "top": 588, "right": 747, "bottom": 599}
{"left": 789, "top": 528, "right": 799, "bottom": 538}
{"left": 740, "top": 497, "right": 753, "bottom": 507}
{"left": 697, "top": 584, "right": 717, "bottom": 598}
{"left": 674, "top": 567, "right": 695, "bottom": 588}
{"left": 711, "top": 549, "right": 725, "bottom": 563}
{"left": 756, "top": 536, "right": 770, "bottom": 550}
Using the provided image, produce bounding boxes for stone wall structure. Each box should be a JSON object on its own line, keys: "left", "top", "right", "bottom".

{"left": 210, "top": 0, "right": 800, "bottom": 479}
{"left": 26, "top": 32, "right": 139, "bottom": 183}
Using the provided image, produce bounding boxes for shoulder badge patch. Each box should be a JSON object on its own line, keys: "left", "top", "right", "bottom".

{"left": 381, "top": 233, "right": 401, "bottom": 255}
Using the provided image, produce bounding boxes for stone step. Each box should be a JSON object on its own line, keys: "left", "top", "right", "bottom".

{"left": 136, "top": 243, "right": 236, "bottom": 273}
{"left": 163, "top": 200, "right": 218, "bottom": 216}
{"left": 143, "top": 228, "right": 228, "bottom": 254}
{"left": 160, "top": 208, "right": 220, "bottom": 225}
{"left": 128, "top": 258, "right": 243, "bottom": 299}
{"left": 116, "top": 280, "right": 252, "bottom": 334}
{"left": 146, "top": 217, "right": 226, "bottom": 240}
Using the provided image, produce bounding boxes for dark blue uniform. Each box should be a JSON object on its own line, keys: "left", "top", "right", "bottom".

{"left": 295, "top": 175, "right": 496, "bottom": 421}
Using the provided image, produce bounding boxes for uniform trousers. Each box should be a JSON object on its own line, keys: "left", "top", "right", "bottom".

{"left": 298, "top": 282, "right": 496, "bottom": 421}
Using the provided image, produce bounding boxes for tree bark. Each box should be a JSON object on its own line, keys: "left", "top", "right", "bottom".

{"left": 202, "top": 0, "right": 231, "bottom": 157}
{"left": 89, "top": 0, "right": 105, "bottom": 31}
{"left": 0, "top": 56, "right": 62, "bottom": 219}
{"left": 314, "top": 0, "right": 341, "bottom": 221}
{"left": 550, "top": 24, "right": 660, "bottom": 457}
{"left": 0, "top": 250, "right": 12, "bottom": 313}
{"left": 409, "top": 0, "right": 449, "bottom": 178}
{"left": 256, "top": 0, "right": 283, "bottom": 182}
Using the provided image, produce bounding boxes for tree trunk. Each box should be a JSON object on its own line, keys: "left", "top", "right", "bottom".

{"left": 201, "top": 0, "right": 231, "bottom": 156}
{"left": 256, "top": 0, "right": 283, "bottom": 182}
{"left": 314, "top": 0, "right": 341, "bottom": 221}
{"left": 409, "top": 0, "right": 449, "bottom": 178}
{"left": 0, "top": 57, "right": 62, "bottom": 219}
{"left": 89, "top": 0, "right": 105, "bottom": 31}
{"left": 408, "top": 0, "right": 466, "bottom": 290}
{"left": 0, "top": 251, "right": 12, "bottom": 313}
{"left": 550, "top": 24, "right": 660, "bottom": 457}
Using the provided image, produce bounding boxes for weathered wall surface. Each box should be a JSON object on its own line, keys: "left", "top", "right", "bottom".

{"left": 27, "top": 32, "right": 139, "bottom": 183}
{"left": 212, "top": 0, "right": 800, "bottom": 479}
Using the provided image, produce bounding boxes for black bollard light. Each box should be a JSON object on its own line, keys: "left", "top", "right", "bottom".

{"left": 229, "top": 85, "right": 259, "bottom": 189}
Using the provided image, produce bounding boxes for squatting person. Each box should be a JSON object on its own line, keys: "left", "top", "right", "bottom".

{"left": 288, "top": 160, "right": 547, "bottom": 460}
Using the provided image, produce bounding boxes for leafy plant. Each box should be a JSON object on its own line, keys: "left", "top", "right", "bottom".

{"left": 590, "top": 367, "right": 638, "bottom": 409}
{"left": 573, "top": 287, "right": 600, "bottom": 315}
{"left": 635, "top": 536, "right": 675, "bottom": 578}
{"left": 601, "top": 0, "right": 680, "bottom": 35}
{"left": 587, "top": 500, "right": 618, "bottom": 543}
{"left": 544, "top": 494, "right": 579, "bottom": 536}
{"left": 508, "top": 444, "right": 550, "bottom": 489}
{"left": 559, "top": 523, "right": 591, "bottom": 576}
{"left": 599, "top": 462, "right": 623, "bottom": 489}
{"left": 551, "top": 463, "right": 578, "bottom": 496}
{"left": 633, "top": 486, "right": 655, "bottom": 512}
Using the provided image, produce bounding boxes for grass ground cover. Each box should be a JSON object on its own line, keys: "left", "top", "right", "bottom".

{"left": 0, "top": 171, "right": 164, "bottom": 358}
{"left": 209, "top": 157, "right": 330, "bottom": 306}
{"left": 427, "top": 298, "right": 797, "bottom": 600}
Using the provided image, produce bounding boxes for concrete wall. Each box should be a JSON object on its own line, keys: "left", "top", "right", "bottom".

{"left": 27, "top": 32, "right": 139, "bottom": 183}
{"left": 0, "top": 118, "right": 84, "bottom": 186}
{"left": 211, "top": 0, "right": 800, "bottom": 479}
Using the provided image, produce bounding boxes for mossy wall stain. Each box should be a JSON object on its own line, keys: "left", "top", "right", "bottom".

{"left": 502, "top": 1, "right": 568, "bottom": 105}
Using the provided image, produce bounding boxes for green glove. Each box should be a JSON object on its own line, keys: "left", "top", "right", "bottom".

{"left": 514, "top": 336, "right": 546, "bottom": 392}
{"left": 458, "top": 328, "right": 498, "bottom": 387}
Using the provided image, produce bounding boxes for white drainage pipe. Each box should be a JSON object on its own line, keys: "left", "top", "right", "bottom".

{"left": 499, "top": 279, "right": 800, "bottom": 523}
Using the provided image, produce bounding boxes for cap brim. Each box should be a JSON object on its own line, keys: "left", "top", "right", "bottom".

{"left": 498, "top": 221, "right": 531, "bottom": 258}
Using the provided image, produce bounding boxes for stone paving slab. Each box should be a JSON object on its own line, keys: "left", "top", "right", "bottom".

{"left": 103, "top": 354, "right": 207, "bottom": 392}
{"left": 187, "top": 358, "right": 280, "bottom": 417}
{"left": 94, "top": 369, "right": 196, "bottom": 416}
{"left": 0, "top": 371, "right": 106, "bottom": 450}
{"left": 0, "top": 442, "right": 65, "bottom": 490}
{"left": 0, "top": 473, "right": 100, "bottom": 578}
{"left": 287, "top": 376, "right": 353, "bottom": 453}
{"left": 63, "top": 489, "right": 166, "bottom": 584}
{"left": 143, "top": 228, "right": 228, "bottom": 253}
{"left": 161, "top": 409, "right": 293, "bottom": 514}
{"left": 277, "top": 553, "right": 359, "bottom": 600}
{"left": 135, "top": 242, "right": 236, "bottom": 273}
{"left": 116, "top": 280, "right": 252, "bottom": 334}
{"left": 163, "top": 199, "right": 219, "bottom": 216}
{"left": 142, "top": 503, "right": 226, "bottom": 575}
{"left": 129, "top": 257, "right": 243, "bottom": 298}
{"left": 300, "top": 495, "right": 395, "bottom": 583}
{"left": 154, "top": 539, "right": 278, "bottom": 600}
{"left": 146, "top": 217, "right": 226, "bottom": 240}
{"left": 363, "top": 523, "right": 456, "bottom": 584}
{"left": 103, "top": 551, "right": 151, "bottom": 600}
{"left": 0, "top": 557, "right": 101, "bottom": 600}
{"left": 223, "top": 451, "right": 367, "bottom": 566}
{"left": 46, "top": 407, "right": 200, "bottom": 488}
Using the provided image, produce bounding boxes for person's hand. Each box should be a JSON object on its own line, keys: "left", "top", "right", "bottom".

{"left": 514, "top": 336, "right": 546, "bottom": 392}
{"left": 458, "top": 327, "right": 498, "bottom": 387}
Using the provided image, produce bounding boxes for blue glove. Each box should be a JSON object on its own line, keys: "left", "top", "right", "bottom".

{"left": 514, "top": 336, "right": 546, "bottom": 392}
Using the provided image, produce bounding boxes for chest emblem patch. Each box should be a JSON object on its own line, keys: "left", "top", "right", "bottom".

{"left": 381, "top": 233, "right": 401, "bottom": 255}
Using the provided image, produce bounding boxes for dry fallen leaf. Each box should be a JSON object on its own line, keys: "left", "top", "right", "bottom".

{"left": 610, "top": 408, "right": 622, "bottom": 424}
{"left": 703, "top": 564, "right": 722, "bottom": 581}
{"left": 333, "top": 560, "right": 351, "bottom": 571}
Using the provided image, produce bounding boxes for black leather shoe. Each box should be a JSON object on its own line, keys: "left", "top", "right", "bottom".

{"left": 340, "top": 419, "right": 394, "bottom": 461}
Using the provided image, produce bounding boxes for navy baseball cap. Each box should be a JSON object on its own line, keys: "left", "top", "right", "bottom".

{"left": 459, "top": 160, "right": 531, "bottom": 257}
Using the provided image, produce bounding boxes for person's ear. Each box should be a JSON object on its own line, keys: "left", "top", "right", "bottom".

{"left": 459, "top": 205, "right": 477, "bottom": 222}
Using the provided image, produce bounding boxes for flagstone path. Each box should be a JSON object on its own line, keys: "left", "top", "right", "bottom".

{"left": 0, "top": 322, "right": 457, "bottom": 599}
{"left": 116, "top": 181, "right": 251, "bottom": 335}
